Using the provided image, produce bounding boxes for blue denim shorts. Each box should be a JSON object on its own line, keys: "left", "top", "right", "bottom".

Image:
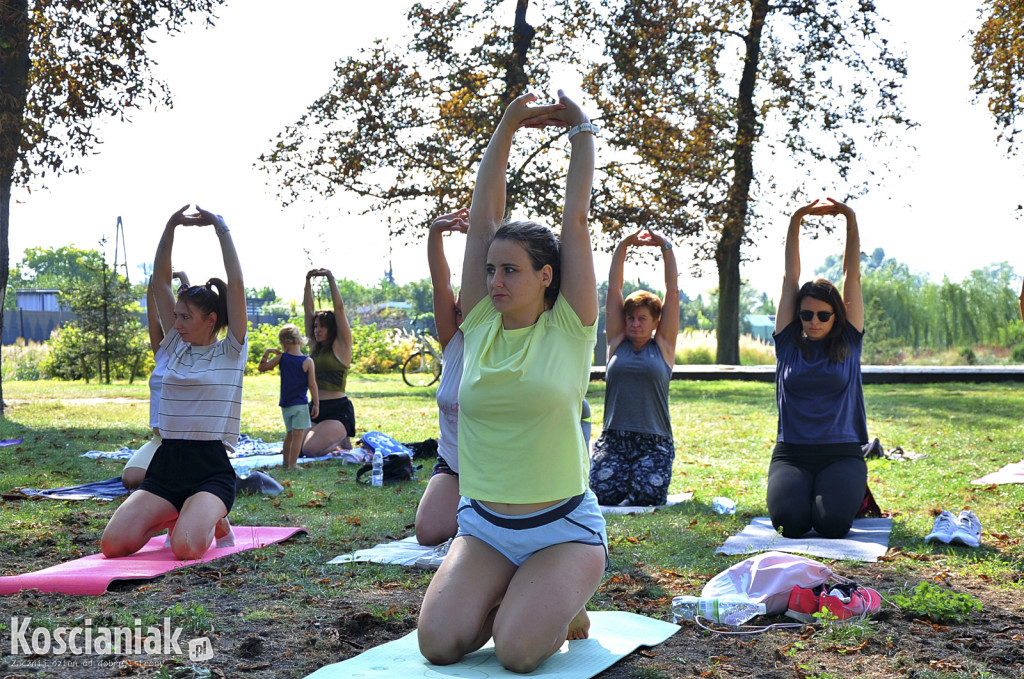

{"left": 455, "top": 490, "right": 608, "bottom": 567}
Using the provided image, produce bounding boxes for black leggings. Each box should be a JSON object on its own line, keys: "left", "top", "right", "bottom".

{"left": 766, "top": 442, "right": 866, "bottom": 539}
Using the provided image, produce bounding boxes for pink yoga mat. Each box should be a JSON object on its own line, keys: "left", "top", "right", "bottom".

{"left": 0, "top": 526, "right": 306, "bottom": 596}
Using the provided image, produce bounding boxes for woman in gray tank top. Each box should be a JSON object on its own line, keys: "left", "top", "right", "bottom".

{"left": 589, "top": 228, "right": 679, "bottom": 506}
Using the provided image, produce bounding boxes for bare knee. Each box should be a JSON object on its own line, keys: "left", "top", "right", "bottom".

{"left": 101, "top": 537, "right": 131, "bottom": 559}
{"left": 170, "top": 533, "right": 212, "bottom": 560}
{"left": 418, "top": 632, "right": 464, "bottom": 666}
{"left": 495, "top": 637, "right": 551, "bottom": 674}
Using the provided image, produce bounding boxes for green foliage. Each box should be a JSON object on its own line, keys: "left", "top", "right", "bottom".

{"left": 812, "top": 606, "right": 878, "bottom": 645}
{"left": 165, "top": 601, "right": 213, "bottom": 634}
{"left": 45, "top": 252, "right": 148, "bottom": 383}
{"left": 892, "top": 581, "right": 982, "bottom": 624}
{"left": 1, "top": 339, "right": 47, "bottom": 381}
{"left": 351, "top": 321, "right": 411, "bottom": 374}
{"left": 862, "top": 257, "right": 1021, "bottom": 360}
{"left": 6, "top": 245, "right": 109, "bottom": 310}
{"left": 40, "top": 324, "right": 97, "bottom": 381}
{"left": 1013, "top": 343, "right": 1024, "bottom": 362}
{"left": 246, "top": 322, "right": 287, "bottom": 375}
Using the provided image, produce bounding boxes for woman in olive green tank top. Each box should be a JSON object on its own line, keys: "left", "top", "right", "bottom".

{"left": 301, "top": 268, "right": 356, "bottom": 453}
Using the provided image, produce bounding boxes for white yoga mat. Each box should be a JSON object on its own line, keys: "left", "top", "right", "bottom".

{"left": 600, "top": 491, "right": 694, "bottom": 515}
{"left": 717, "top": 517, "right": 892, "bottom": 562}
{"left": 304, "top": 611, "right": 679, "bottom": 679}
{"left": 329, "top": 536, "right": 433, "bottom": 566}
{"left": 972, "top": 459, "right": 1024, "bottom": 485}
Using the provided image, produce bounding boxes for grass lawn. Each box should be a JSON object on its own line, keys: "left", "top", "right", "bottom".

{"left": 0, "top": 374, "right": 1022, "bottom": 678}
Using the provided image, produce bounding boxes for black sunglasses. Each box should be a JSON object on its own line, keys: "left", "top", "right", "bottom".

{"left": 799, "top": 310, "right": 834, "bottom": 323}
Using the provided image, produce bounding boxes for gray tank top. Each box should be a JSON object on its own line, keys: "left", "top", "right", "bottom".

{"left": 603, "top": 339, "right": 673, "bottom": 437}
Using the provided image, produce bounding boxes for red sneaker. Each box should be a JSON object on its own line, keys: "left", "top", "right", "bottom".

{"left": 819, "top": 582, "right": 881, "bottom": 622}
{"left": 785, "top": 583, "right": 826, "bottom": 623}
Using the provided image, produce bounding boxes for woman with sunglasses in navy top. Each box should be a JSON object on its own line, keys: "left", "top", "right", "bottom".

{"left": 766, "top": 197, "right": 867, "bottom": 539}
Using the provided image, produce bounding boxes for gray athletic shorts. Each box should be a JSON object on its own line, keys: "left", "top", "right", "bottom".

{"left": 455, "top": 490, "right": 608, "bottom": 567}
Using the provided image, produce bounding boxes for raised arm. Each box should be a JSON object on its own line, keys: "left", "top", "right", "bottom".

{"left": 647, "top": 229, "right": 679, "bottom": 364}
{"left": 428, "top": 208, "right": 468, "bottom": 348}
{"left": 776, "top": 201, "right": 818, "bottom": 333}
{"left": 605, "top": 234, "right": 634, "bottom": 357}
{"left": 303, "top": 269, "right": 317, "bottom": 348}
{"left": 196, "top": 206, "right": 246, "bottom": 342}
{"left": 551, "top": 90, "right": 597, "bottom": 326}
{"left": 463, "top": 93, "right": 566, "bottom": 316}
{"left": 153, "top": 207, "right": 188, "bottom": 317}
{"left": 145, "top": 278, "right": 163, "bottom": 354}
{"left": 835, "top": 199, "right": 864, "bottom": 332}
{"left": 324, "top": 269, "right": 353, "bottom": 366}
{"left": 257, "top": 348, "right": 283, "bottom": 372}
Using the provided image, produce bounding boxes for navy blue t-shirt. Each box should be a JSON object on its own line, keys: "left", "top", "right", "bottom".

{"left": 774, "top": 321, "right": 867, "bottom": 445}
{"left": 278, "top": 352, "right": 310, "bottom": 408}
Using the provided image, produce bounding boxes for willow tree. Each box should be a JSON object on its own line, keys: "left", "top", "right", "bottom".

{"left": 0, "top": 0, "right": 228, "bottom": 414}
{"left": 972, "top": 0, "right": 1024, "bottom": 153}
{"left": 259, "top": 0, "right": 593, "bottom": 237}
{"left": 589, "top": 0, "right": 912, "bottom": 363}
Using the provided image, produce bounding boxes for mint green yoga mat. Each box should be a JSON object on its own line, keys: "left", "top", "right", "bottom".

{"left": 304, "top": 611, "right": 679, "bottom": 678}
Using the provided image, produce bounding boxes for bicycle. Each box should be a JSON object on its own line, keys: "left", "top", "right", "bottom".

{"left": 402, "top": 327, "right": 442, "bottom": 387}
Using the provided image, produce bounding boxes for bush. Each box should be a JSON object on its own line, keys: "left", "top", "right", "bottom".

{"left": 1012, "top": 343, "right": 1024, "bottom": 363}
{"left": 675, "top": 329, "right": 775, "bottom": 365}
{"left": 40, "top": 325, "right": 97, "bottom": 381}
{"left": 351, "top": 321, "right": 407, "bottom": 373}
{"left": 675, "top": 329, "right": 716, "bottom": 365}
{"left": 246, "top": 322, "right": 287, "bottom": 375}
{"left": 1, "top": 339, "right": 48, "bottom": 381}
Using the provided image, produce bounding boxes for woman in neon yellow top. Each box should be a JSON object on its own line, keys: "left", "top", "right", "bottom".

{"left": 418, "top": 90, "right": 604, "bottom": 673}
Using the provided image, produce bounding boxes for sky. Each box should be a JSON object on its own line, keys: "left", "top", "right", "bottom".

{"left": 8, "top": 0, "right": 1022, "bottom": 306}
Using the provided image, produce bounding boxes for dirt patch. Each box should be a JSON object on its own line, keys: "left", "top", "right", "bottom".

{"left": 0, "top": 558, "right": 1021, "bottom": 678}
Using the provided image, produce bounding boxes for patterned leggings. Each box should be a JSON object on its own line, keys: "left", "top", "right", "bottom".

{"left": 589, "top": 429, "right": 675, "bottom": 506}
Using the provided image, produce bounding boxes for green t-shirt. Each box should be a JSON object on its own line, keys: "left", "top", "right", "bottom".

{"left": 458, "top": 294, "right": 597, "bottom": 503}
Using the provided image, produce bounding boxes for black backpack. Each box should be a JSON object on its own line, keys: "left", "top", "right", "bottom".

{"left": 356, "top": 451, "right": 419, "bottom": 485}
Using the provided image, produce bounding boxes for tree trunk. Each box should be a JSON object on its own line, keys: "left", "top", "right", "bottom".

{"left": 716, "top": 0, "right": 768, "bottom": 365}
{"left": 502, "top": 0, "right": 534, "bottom": 214}
{"left": 0, "top": 0, "right": 31, "bottom": 414}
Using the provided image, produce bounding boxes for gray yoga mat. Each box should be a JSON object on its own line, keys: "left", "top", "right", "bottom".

{"left": 717, "top": 516, "right": 892, "bottom": 562}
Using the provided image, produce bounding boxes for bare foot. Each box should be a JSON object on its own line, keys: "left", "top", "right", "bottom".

{"left": 214, "top": 517, "right": 235, "bottom": 548}
{"left": 567, "top": 608, "right": 590, "bottom": 640}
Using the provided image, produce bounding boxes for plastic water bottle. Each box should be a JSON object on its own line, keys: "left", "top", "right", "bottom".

{"left": 671, "top": 595, "right": 766, "bottom": 626}
{"left": 235, "top": 463, "right": 251, "bottom": 480}
{"left": 711, "top": 497, "right": 736, "bottom": 515}
{"left": 371, "top": 450, "right": 384, "bottom": 487}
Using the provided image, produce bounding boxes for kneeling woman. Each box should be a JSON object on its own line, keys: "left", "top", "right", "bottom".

{"left": 767, "top": 198, "right": 867, "bottom": 539}
{"left": 102, "top": 206, "right": 245, "bottom": 560}
{"left": 417, "top": 91, "right": 606, "bottom": 673}
{"left": 302, "top": 268, "right": 356, "bottom": 454}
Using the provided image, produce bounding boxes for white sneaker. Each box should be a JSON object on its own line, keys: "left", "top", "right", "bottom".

{"left": 924, "top": 510, "right": 958, "bottom": 544}
{"left": 414, "top": 537, "right": 453, "bottom": 570}
{"left": 950, "top": 510, "right": 981, "bottom": 548}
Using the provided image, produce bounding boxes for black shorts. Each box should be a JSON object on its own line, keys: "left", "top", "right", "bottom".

{"left": 431, "top": 454, "right": 459, "bottom": 478}
{"left": 139, "top": 439, "right": 236, "bottom": 513}
{"left": 310, "top": 396, "right": 356, "bottom": 437}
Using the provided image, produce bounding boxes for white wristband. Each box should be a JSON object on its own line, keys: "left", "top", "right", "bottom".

{"left": 567, "top": 122, "right": 599, "bottom": 141}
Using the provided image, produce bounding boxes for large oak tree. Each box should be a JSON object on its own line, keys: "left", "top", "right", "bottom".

{"left": 261, "top": 0, "right": 910, "bottom": 363}
{"left": 0, "top": 0, "right": 227, "bottom": 413}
